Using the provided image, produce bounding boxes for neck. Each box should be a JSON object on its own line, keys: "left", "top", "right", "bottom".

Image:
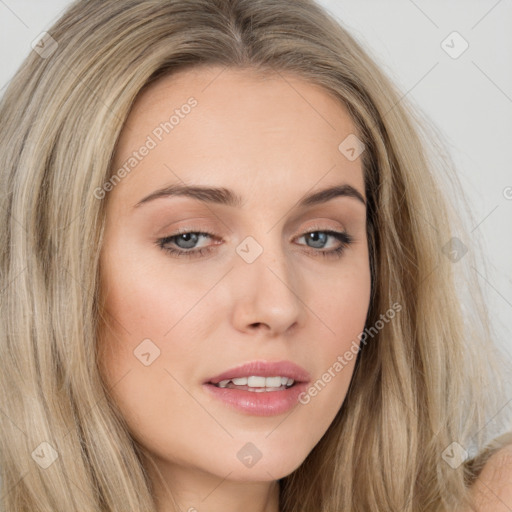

{"left": 147, "top": 457, "right": 281, "bottom": 512}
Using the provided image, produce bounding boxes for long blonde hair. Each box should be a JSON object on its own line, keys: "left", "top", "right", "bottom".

{"left": 0, "top": 0, "right": 509, "bottom": 510}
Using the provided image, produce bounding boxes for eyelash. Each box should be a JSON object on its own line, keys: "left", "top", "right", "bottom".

{"left": 155, "top": 226, "right": 354, "bottom": 260}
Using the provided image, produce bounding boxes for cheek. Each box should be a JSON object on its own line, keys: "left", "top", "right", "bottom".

{"left": 99, "top": 242, "right": 215, "bottom": 341}
{"left": 299, "top": 257, "right": 371, "bottom": 413}
{"left": 310, "top": 255, "right": 372, "bottom": 348}
{"left": 96, "top": 279, "right": 207, "bottom": 457}
{"left": 96, "top": 243, "right": 222, "bottom": 427}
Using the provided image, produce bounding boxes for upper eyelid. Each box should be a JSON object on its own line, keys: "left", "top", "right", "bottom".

{"left": 165, "top": 220, "right": 348, "bottom": 236}
{"left": 160, "top": 226, "right": 349, "bottom": 246}
{"left": 164, "top": 226, "right": 346, "bottom": 238}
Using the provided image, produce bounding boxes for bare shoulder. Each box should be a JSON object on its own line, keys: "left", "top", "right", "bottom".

{"left": 468, "top": 443, "right": 512, "bottom": 511}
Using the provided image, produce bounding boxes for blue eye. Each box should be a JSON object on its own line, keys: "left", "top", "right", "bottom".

{"left": 156, "top": 228, "right": 353, "bottom": 259}
{"left": 156, "top": 230, "right": 218, "bottom": 259}
{"left": 297, "top": 230, "right": 353, "bottom": 256}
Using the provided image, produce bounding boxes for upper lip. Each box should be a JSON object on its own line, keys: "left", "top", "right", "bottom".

{"left": 206, "top": 360, "right": 311, "bottom": 385}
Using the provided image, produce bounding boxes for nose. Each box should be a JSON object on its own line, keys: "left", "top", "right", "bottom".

{"left": 229, "top": 242, "right": 305, "bottom": 336}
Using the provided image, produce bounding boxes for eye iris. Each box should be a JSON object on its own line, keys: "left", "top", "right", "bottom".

{"left": 307, "top": 232, "right": 327, "bottom": 249}
{"left": 176, "top": 233, "right": 200, "bottom": 249}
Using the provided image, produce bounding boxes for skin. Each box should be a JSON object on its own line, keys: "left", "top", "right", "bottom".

{"left": 97, "top": 66, "right": 371, "bottom": 512}
{"left": 467, "top": 444, "right": 512, "bottom": 512}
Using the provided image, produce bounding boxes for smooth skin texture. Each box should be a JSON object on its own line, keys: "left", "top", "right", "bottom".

{"left": 97, "top": 66, "right": 372, "bottom": 512}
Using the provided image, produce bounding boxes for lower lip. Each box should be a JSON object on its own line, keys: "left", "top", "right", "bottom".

{"left": 203, "top": 382, "right": 309, "bottom": 416}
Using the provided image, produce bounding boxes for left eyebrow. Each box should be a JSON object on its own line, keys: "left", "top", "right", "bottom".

{"left": 133, "top": 183, "right": 366, "bottom": 209}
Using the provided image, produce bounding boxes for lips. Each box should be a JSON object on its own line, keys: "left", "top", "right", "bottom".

{"left": 205, "top": 360, "right": 311, "bottom": 385}
{"left": 203, "top": 360, "right": 311, "bottom": 416}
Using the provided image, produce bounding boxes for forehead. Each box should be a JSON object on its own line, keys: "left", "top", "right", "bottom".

{"left": 122, "top": 65, "right": 358, "bottom": 141}
{"left": 110, "top": 66, "right": 365, "bottom": 210}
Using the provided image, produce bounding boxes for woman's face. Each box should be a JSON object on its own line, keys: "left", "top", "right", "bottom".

{"left": 98, "top": 66, "right": 371, "bottom": 490}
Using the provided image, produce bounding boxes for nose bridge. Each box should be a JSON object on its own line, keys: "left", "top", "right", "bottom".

{"left": 230, "top": 229, "right": 304, "bottom": 334}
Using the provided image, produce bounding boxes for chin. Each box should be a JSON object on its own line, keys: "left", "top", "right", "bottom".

{"left": 213, "top": 445, "right": 310, "bottom": 482}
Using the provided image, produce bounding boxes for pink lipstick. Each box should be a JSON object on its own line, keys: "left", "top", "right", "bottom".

{"left": 203, "top": 360, "right": 310, "bottom": 416}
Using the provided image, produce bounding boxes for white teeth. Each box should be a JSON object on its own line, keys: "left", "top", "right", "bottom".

{"left": 215, "top": 375, "right": 295, "bottom": 388}
{"left": 266, "top": 376, "right": 283, "bottom": 387}
{"left": 247, "top": 376, "right": 266, "bottom": 387}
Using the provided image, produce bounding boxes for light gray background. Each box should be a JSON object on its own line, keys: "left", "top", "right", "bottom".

{"left": 1, "top": 1, "right": 511, "bottom": 391}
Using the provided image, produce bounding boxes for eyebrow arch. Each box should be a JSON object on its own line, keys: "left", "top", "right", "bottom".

{"left": 133, "top": 182, "right": 366, "bottom": 209}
